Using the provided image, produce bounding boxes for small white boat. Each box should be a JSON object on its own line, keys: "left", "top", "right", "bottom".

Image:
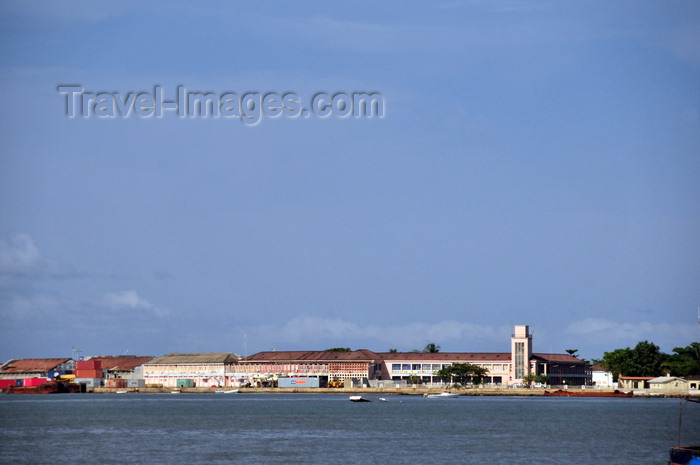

{"left": 115, "top": 390, "right": 128, "bottom": 394}
{"left": 378, "top": 397, "right": 388, "bottom": 402}
{"left": 215, "top": 389, "right": 239, "bottom": 394}
{"left": 349, "top": 395, "right": 371, "bottom": 402}
{"left": 424, "top": 392, "right": 459, "bottom": 398}
{"left": 170, "top": 390, "right": 181, "bottom": 394}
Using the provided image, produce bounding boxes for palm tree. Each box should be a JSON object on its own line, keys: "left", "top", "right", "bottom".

{"left": 423, "top": 343, "right": 441, "bottom": 353}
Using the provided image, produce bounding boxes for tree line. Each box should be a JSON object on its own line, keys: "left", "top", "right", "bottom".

{"left": 599, "top": 341, "right": 700, "bottom": 380}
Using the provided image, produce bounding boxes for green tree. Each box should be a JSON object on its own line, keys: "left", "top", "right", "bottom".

{"left": 601, "top": 341, "right": 668, "bottom": 380}
{"left": 661, "top": 342, "right": 700, "bottom": 377}
{"left": 522, "top": 373, "right": 550, "bottom": 387}
{"left": 389, "top": 348, "right": 398, "bottom": 353}
{"left": 629, "top": 341, "right": 667, "bottom": 376}
{"left": 435, "top": 363, "right": 487, "bottom": 385}
{"left": 522, "top": 373, "right": 537, "bottom": 387}
{"left": 408, "top": 374, "right": 422, "bottom": 384}
{"left": 325, "top": 347, "right": 351, "bottom": 352}
{"left": 423, "top": 343, "right": 441, "bottom": 353}
{"left": 566, "top": 349, "right": 579, "bottom": 358}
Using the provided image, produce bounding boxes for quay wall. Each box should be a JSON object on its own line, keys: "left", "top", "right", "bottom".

{"left": 87, "top": 387, "right": 695, "bottom": 397}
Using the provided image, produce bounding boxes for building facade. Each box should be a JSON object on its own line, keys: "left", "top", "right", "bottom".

{"left": 235, "top": 350, "right": 380, "bottom": 387}
{"left": 377, "top": 352, "right": 512, "bottom": 384}
{"left": 143, "top": 353, "right": 241, "bottom": 388}
{"left": 376, "top": 326, "right": 590, "bottom": 386}
{"left": 236, "top": 326, "right": 591, "bottom": 387}
{"left": 0, "top": 358, "right": 73, "bottom": 382}
{"left": 91, "top": 355, "right": 154, "bottom": 380}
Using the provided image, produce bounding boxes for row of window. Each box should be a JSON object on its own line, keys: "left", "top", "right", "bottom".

{"left": 390, "top": 363, "right": 512, "bottom": 372}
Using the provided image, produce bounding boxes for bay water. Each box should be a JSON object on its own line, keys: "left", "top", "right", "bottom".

{"left": 1, "top": 393, "right": 698, "bottom": 464}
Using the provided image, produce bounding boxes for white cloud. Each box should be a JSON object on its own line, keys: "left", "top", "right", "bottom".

{"left": 0, "top": 234, "right": 41, "bottom": 273}
{"left": 0, "top": 233, "right": 77, "bottom": 278}
{"left": 103, "top": 290, "right": 168, "bottom": 317}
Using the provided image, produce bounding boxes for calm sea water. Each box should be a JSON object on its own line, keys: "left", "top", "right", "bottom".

{"left": 1, "top": 393, "right": 698, "bottom": 464}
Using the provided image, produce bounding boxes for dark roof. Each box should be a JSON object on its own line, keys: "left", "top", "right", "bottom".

{"left": 591, "top": 363, "right": 607, "bottom": 371}
{"left": 243, "top": 350, "right": 379, "bottom": 363}
{"left": 89, "top": 356, "right": 154, "bottom": 371}
{"left": 0, "top": 358, "right": 71, "bottom": 374}
{"left": 146, "top": 353, "right": 240, "bottom": 365}
{"left": 377, "top": 352, "right": 511, "bottom": 361}
{"left": 533, "top": 353, "right": 587, "bottom": 363}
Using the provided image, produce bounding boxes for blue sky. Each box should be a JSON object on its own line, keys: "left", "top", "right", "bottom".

{"left": 1, "top": 1, "right": 698, "bottom": 362}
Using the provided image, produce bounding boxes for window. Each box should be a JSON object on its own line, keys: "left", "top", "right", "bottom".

{"left": 515, "top": 342, "right": 524, "bottom": 379}
{"left": 392, "top": 364, "right": 401, "bottom": 370}
{"left": 422, "top": 364, "right": 432, "bottom": 370}
{"left": 432, "top": 364, "right": 441, "bottom": 370}
{"left": 402, "top": 364, "right": 411, "bottom": 371}
{"left": 412, "top": 364, "right": 421, "bottom": 370}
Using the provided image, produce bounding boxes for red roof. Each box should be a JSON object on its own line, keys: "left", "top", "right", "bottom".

{"left": 244, "top": 350, "right": 379, "bottom": 362}
{"left": 89, "top": 356, "right": 154, "bottom": 371}
{"left": 1, "top": 358, "right": 71, "bottom": 374}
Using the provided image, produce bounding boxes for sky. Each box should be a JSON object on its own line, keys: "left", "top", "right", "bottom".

{"left": 0, "top": 1, "right": 699, "bottom": 363}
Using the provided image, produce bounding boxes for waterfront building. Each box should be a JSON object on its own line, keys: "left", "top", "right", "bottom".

{"left": 142, "top": 353, "right": 241, "bottom": 388}
{"left": 377, "top": 352, "right": 512, "bottom": 384}
{"left": 236, "top": 350, "right": 381, "bottom": 387}
{"left": 591, "top": 362, "right": 615, "bottom": 388}
{"left": 648, "top": 376, "right": 688, "bottom": 394}
{"left": 0, "top": 358, "right": 73, "bottom": 389}
{"left": 237, "top": 326, "right": 591, "bottom": 387}
{"left": 618, "top": 376, "right": 655, "bottom": 390}
{"left": 378, "top": 326, "right": 590, "bottom": 386}
{"left": 86, "top": 355, "right": 154, "bottom": 388}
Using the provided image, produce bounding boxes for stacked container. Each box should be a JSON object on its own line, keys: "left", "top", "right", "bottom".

{"left": 74, "top": 360, "right": 104, "bottom": 388}
{"left": 74, "top": 360, "right": 103, "bottom": 379}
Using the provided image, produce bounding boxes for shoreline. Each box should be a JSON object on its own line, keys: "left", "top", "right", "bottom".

{"left": 76, "top": 386, "right": 696, "bottom": 398}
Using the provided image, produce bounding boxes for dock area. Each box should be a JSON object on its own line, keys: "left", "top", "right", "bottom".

{"left": 88, "top": 386, "right": 696, "bottom": 397}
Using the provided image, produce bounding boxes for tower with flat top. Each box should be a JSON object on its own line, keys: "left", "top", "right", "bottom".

{"left": 511, "top": 325, "right": 533, "bottom": 383}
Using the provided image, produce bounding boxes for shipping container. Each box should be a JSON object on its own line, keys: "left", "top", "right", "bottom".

{"left": 278, "top": 377, "right": 320, "bottom": 388}
{"left": 75, "top": 360, "right": 101, "bottom": 370}
{"left": 106, "top": 379, "right": 126, "bottom": 388}
{"left": 0, "top": 379, "right": 16, "bottom": 389}
{"left": 127, "top": 379, "right": 145, "bottom": 388}
{"left": 23, "top": 377, "right": 47, "bottom": 387}
{"left": 75, "top": 369, "right": 103, "bottom": 379}
{"left": 50, "top": 370, "right": 73, "bottom": 378}
{"left": 74, "top": 378, "right": 103, "bottom": 388}
{"left": 176, "top": 379, "right": 195, "bottom": 388}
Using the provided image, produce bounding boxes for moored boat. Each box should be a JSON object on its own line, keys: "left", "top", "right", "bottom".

{"left": 424, "top": 392, "right": 459, "bottom": 399}
{"left": 669, "top": 397, "right": 700, "bottom": 465}
{"left": 669, "top": 446, "right": 700, "bottom": 465}
{"left": 349, "top": 395, "right": 371, "bottom": 402}
{"left": 8, "top": 380, "right": 82, "bottom": 394}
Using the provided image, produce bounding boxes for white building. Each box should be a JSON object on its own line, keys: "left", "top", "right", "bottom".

{"left": 143, "top": 353, "right": 240, "bottom": 388}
